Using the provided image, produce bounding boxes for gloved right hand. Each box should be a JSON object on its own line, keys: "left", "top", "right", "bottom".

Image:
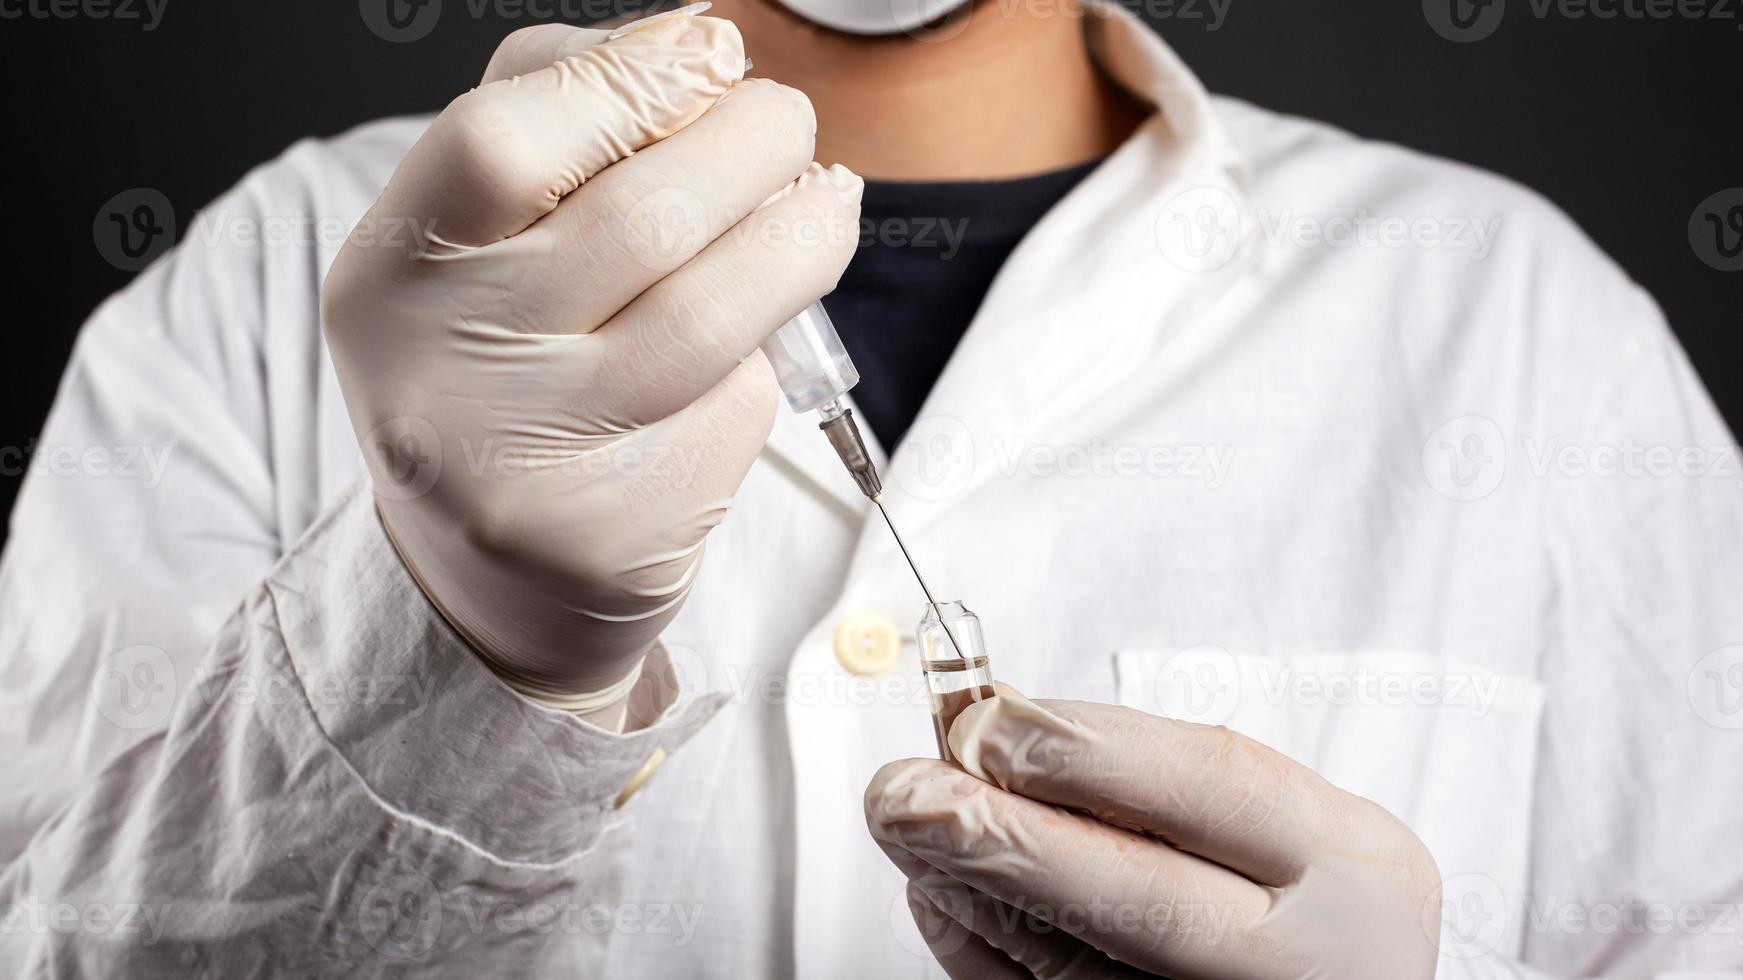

{"left": 320, "top": 12, "right": 863, "bottom": 713}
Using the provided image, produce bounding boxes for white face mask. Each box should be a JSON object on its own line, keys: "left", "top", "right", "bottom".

{"left": 769, "top": 0, "right": 971, "bottom": 36}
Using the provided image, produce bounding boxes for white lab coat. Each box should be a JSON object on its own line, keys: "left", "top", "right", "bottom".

{"left": 3, "top": 2, "right": 1740, "bottom": 977}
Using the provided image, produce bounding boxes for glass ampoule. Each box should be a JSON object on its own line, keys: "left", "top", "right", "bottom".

{"left": 917, "top": 602, "right": 994, "bottom": 765}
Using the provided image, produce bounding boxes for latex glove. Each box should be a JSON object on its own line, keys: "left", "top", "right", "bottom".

{"left": 321, "top": 13, "right": 863, "bottom": 712}
{"left": 866, "top": 690, "right": 1443, "bottom": 980}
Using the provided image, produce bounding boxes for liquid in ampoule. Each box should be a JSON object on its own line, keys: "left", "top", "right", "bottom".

{"left": 917, "top": 602, "right": 993, "bottom": 765}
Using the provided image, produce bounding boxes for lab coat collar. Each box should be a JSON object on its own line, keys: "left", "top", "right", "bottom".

{"left": 760, "top": 0, "right": 1257, "bottom": 521}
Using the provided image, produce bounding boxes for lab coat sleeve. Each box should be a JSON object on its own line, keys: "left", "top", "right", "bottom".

{"left": 0, "top": 135, "right": 726, "bottom": 973}
{"left": 0, "top": 481, "right": 724, "bottom": 975}
{"left": 1500, "top": 238, "right": 1743, "bottom": 977}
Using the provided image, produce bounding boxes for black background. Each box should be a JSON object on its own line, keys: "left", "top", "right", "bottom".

{"left": 1, "top": 0, "right": 1739, "bottom": 535}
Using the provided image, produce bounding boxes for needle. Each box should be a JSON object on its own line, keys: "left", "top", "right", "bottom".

{"left": 874, "top": 497, "right": 966, "bottom": 661}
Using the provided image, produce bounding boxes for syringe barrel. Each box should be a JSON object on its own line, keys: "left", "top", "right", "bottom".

{"left": 762, "top": 301, "right": 860, "bottom": 414}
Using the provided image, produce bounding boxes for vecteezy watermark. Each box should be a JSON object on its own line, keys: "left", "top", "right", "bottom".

{"left": 1157, "top": 186, "right": 1498, "bottom": 268}
{"left": 1255, "top": 663, "right": 1507, "bottom": 716}
{"left": 197, "top": 671, "right": 443, "bottom": 712}
{"left": 669, "top": 655, "right": 934, "bottom": 710}
{"left": 93, "top": 188, "right": 176, "bottom": 272}
{"left": 358, "top": 871, "right": 704, "bottom": 960}
{"left": 892, "top": 872, "right": 1242, "bottom": 960}
{"left": 1422, "top": 0, "right": 1509, "bottom": 42}
{"left": 1154, "top": 186, "right": 1249, "bottom": 272}
{"left": 1688, "top": 645, "right": 1743, "bottom": 731}
{"left": 1525, "top": 896, "right": 1743, "bottom": 945}
{"left": 0, "top": 0, "right": 167, "bottom": 30}
{"left": 621, "top": 186, "right": 711, "bottom": 274}
{"left": 93, "top": 644, "right": 179, "bottom": 731}
{"left": 898, "top": 0, "right": 1230, "bottom": 41}
{"left": 359, "top": 0, "right": 442, "bottom": 43}
{"left": 990, "top": 439, "right": 1237, "bottom": 489}
{"left": 1435, "top": 870, "right": 1743, "bottom": 958}
{"left": 1422, "top": 417, "right": 1509, "bottom": 501}
{"left": 1423, "top": 417, "right": 1743, "bottom": 501}
{"left": 891, "top": 415, "right": 1239, "bottom": 503}
{"left": 1155, "top": 187, "right": 1502, "bottom": 272}
{"left": 1253, "top": 208, "right": 1503, "bottom": 260}
{"left": 0, "top": 441, "right": 174, "bottom": 489}
{"left": 895, "top": 874, "right": 1243, "bottom": 960}
{"left": 187, "top": 208, "right": 438, "bottom": 254}
{"left": 1147, "top": 647, "right": 1510, "bottom": 725}
{"left": 1147, "top": 645, "right": 1243, "bottom": 724}
{"left": 360, "top": 0, "right": 652, "bottom": 43}
{"left": 364, "top": 417, "right": 444, "bottom": 502}
{"left": 1689, "top": 188, "right": 1743, "bottom": 272}
{"left": 361, "top": 416, "right": 711, "bottom": 501}
{"left": 1433, "top": 872, "right": 1511, "bottom": 957}
{"left": 894, "top": 871, "right": 970, "bottom": 958}
{"left": 857, "top": 215, "right": 970, "bottom": 260}
{"left": 0, "top": 898, "right": 171, "bottom": 945}
{"left": 458, "top": 440, "right": 706, "bottom": 488}
{"left": 983, "top": 0, "right": 1231, "bottom": 28}
{"left": 1130, "top": 0, "right": 1232, "bottom": 29}
{"left": 1424, "top": 0, "right": 1743, "bottom": 42}
{"left": 1522, "top": 438, "right": 1743, "bottom": 482}
{"left": 359, "top": 873, "right": 444, "bottom": 958}
{"left": 620, "top": 186, "right": 863, "bottom": 273}
{"left": 97, "top": 192, "right": 444, "bottom": 270}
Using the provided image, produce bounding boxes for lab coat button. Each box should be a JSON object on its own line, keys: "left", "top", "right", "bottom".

{"left": 613, "top": 747, "right": 667, "bottom": 809}
{"left": 834, "top": 611, "right": 902, "bottom": 675}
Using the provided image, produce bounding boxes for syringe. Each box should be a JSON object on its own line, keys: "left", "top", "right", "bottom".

{"left": 762, "top": 303, "right": 964, "bottom": 658}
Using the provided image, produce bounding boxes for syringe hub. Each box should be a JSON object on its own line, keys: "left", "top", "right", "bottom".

{"left": 818, "top": 399, "right": 882, "bottom": 500}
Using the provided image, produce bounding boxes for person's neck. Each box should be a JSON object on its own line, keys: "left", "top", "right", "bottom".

{"left": 712, "top": 0, "right": 1149, "bottom": 180}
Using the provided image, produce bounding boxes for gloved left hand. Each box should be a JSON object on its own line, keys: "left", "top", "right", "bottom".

{"left": 865, "top": 690, "right": 1444, "bottom": 980}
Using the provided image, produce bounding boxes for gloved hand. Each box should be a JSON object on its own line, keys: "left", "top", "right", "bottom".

{"left": 321, "top": 12, "right": 863, "bottom": 714}
{"left": 866, "top": 690, "right": 1444, "bottom": 980}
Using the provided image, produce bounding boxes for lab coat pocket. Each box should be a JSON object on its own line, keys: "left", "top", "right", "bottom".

{"left": 1114, "top": 647, "right": 1545, "bottom": 956}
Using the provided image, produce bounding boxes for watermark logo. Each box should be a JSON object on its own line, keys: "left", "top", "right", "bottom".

{"left": 1422, "top": 416, "right": 1507, "bottom": 501}
{"left": 658, "top": 642, "right": 712, "bottom": 698}
{"left": 1688, "top": 645, "right": 1743, "bottom": 731}
{"left": 892, "top": 415, "right": 977, "bottom": 502}
{"left": 895, "top": 0, "right": 976, "bottom": 44}
{"left": 1689, "top": 188, "right": 1743, "bottom": 272}
{"left": 359, "top": 872, "right": 443, "bottom": 958}
{"left": 892, "top": 873, "right": 972, "bottom": 958}
{"left": 1424, "top": 0, "right": 1506, "bottom": 41}
{"left": 1435, "top": 871, "right": 1509, "bottom": 957}
{"left": 365, "top": 416, "right": 443, "bottom": 501}
{"left": 1151, "top": 644, "right": 1242, "bottom": 725}
{"left": 95, "top": 644, "right": 177, "bottom": 731}
{"left": 1155, "top": 185, "right": 1245, "bottom": 272}
{"left": 360, "top": 0, "right": 442, "bottom": 42}
{"left": 624, "top": 186, "right": 710, "bottom": 273}
{"left": 93, "top": 188, "right": 175, "bottom": 272}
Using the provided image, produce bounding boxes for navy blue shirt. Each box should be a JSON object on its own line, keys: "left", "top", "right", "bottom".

{"left": 825, "top": 159, "right": 1101, "bottom": 451}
